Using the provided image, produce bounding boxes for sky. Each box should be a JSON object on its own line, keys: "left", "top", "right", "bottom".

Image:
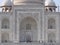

{"left": 54, "top": 0, "right": 60, "bottom": 6}
{"left": 0, "top": 0, "right": 60, "bottom": 6}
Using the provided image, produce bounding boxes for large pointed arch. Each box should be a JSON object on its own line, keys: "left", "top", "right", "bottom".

{"left": 19, "top": 17, "right": 37, "bottom": 42}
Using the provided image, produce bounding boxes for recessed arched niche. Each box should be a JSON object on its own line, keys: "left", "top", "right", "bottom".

{"left": 19, "top": 17, "right": 38, "bottom": 42}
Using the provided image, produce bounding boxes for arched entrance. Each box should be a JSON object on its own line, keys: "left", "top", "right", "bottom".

{"left": 48, "top": 32, "right": 56, "bottom": 43}
{"left": 1, "top": 32, "right": 9, "bottom": 43}
{"left": 20, "top": 17, "right": 37, "bottom": 42}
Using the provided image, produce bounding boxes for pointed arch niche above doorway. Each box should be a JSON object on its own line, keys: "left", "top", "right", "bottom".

{"left": 19, "top": 17, "right": 38, "bottom": 42}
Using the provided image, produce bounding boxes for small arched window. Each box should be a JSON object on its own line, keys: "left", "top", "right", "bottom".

{"left": 46, "top": 8, "right": 48, "bottom": 11}
{"left": 49, "top": 8, "right": 52, "bottom": 12}
{"left": 1, "top": 18, "right": 9, "bottom": 29}
{"left": 5, "top": 8, "right": 8, "bottom": 11}
{"left": 48, "top": 18, "right": 56, "bottom": 29}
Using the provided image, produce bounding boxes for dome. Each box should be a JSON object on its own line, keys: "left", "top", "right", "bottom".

{"left": 2, "top": 0, "right": 12, "bottom": 6}
{"left": 45, "top": 0, "right": 56, "bottom": 7}
{"left": 14, "top": 0, "right": 42, "bottom": 5}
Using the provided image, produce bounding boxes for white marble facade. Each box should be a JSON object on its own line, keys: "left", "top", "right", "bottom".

{"left": 0, "top": 0, "right": 60, "bottom": 44}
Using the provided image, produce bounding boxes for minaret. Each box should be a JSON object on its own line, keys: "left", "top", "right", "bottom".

{"left": 45, "top": 0, "right": 57, "bottom": 12}
{"left": 1, "top": 0, "right": 12, "bottom": 12}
